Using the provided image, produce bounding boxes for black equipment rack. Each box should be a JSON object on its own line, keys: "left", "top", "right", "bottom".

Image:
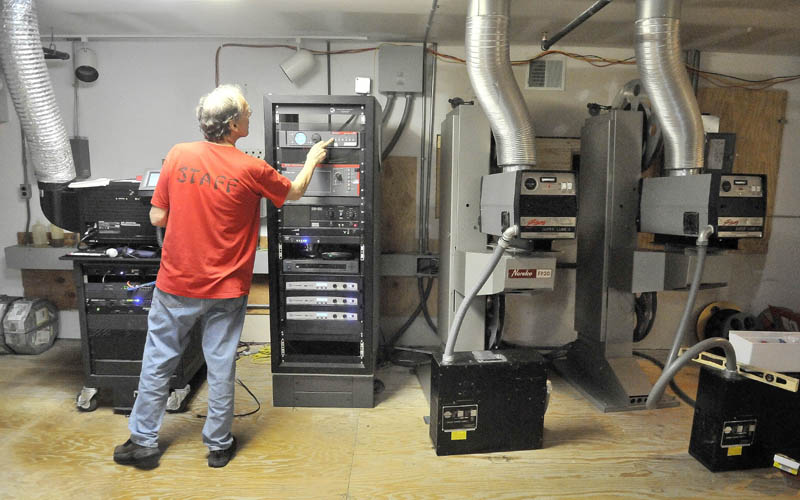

{"left": 65, "top": 255, "right": 205, "bottom": 414}
{"left": 265, "top": 95, "right": 381, "bottom": 408}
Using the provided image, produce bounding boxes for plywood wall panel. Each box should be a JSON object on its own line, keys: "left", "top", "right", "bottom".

{"left": 698, "top": 88, "right": 788, "bottom": 254}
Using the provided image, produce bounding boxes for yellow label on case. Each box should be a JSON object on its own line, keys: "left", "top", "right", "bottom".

{"left": 451, "top": 431, "right": 467, "bottom": 441}
{"left": 774, "top": 462, "right": 799, "bottom": 475}
{"left": 727, "top": 446, "right": 743, "bottom": 456}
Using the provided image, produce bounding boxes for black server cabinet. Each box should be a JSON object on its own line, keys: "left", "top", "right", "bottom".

{"left": 265, "top": 95, "right": 380, "bottom": 408}
{"left": 70, "top": 257, "right": 205, "bottom": 413}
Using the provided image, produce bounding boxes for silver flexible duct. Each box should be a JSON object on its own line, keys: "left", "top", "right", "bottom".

{"left": 0, "top": 0, "right": 75, "bottom": 184}
{"left": 466, "top": 0, "right": 536, "bottom": 170}
{"left": 635, "top": 0, "right": 703, "bottom": 176}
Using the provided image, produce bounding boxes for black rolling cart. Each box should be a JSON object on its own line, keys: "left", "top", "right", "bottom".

{"left": 64, "top": 254, "right": 205, "bottom": 414}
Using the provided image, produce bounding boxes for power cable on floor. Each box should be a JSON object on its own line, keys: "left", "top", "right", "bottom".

{"left": 194, "top": 347, "right": 262, "bottom": 418}
{"left": 633, "top": 350, "right": 696, "bottom": 408}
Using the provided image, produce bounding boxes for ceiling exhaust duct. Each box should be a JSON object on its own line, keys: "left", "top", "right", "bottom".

{"left": 635, "top": 0, "right": 704, "bottom": 176}
{"left": 0, "top": 0, "right": 75, "bottom": 184}
{"left": 466, "top": 0, "right": 536, "bottom": 171}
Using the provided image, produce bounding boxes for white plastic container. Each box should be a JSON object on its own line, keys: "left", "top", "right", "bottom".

{"left": 729, "top": 330, "right": 800, "bottom": 372}
{"left": 31, "top": 221, "right": 48, "bottom": 247}
{"left": 50, "top": 223, "right": 65, "bottom": 247}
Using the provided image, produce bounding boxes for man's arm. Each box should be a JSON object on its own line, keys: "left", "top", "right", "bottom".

{"left": 285, "top": 138, "right": 333, "bottom": 201}
{"left": 150, "top": 206, "right": 168, "bottom": 227}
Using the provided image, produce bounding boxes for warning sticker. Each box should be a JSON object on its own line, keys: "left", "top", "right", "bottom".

{"left": 451, "top": 431, "right": 467, "bottom": 441}
{"left": 442, "top": 404, "right": 478, "bottom": 432}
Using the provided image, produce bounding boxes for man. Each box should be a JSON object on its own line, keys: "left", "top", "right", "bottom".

{"left": 113, "top": 84, "right": 332, "bottom": 469}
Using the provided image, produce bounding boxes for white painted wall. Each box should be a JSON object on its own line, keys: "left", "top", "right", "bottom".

{"left": 1, "top": 39, "right": 797, "bottom": 347}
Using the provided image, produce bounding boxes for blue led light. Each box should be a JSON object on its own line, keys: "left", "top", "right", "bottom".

{"left": 133, "top": 297, "right": 143, "bottom": 306}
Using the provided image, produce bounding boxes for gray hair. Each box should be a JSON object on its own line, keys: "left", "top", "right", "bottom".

{"left": 196, "top": 84, "right": 248, "bottom": 142}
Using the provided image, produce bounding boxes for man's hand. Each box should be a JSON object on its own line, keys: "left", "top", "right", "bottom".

{"left": 286, "top": 138, "right": 335, "bottom": 201}
{"left": 305, "top": 138, "right": 334, "bottom": 167}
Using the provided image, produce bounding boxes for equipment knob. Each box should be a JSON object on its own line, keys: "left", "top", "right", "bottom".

{"left": 335, "top": 172, "right": 343, "bottom": 182}
{"left": 722, "top": 180, "right": 732, "bottom": 192}
{"left": 311, "top": 133, "right": 322, "bottom": 143}
{"left": 524, "top": 178, "right": 537, "bottom": 190}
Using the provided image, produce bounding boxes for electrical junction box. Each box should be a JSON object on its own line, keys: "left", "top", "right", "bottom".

{"left": 429, "top": 349, "right": 547, "bottom": 456}
{"left": 480, "top": 170, "right": 577, "bottom": 240}
{"left": 354, "top": 77, "right": 371, "bottom": 95}
{"left": 378, "top": 45, "right": 423, "bottom": 94}
{"left": 729, "top": 331, "right": 800, "bottom": 373}
{"left": 465, "top": 252, "right": 556, "bottom": 294}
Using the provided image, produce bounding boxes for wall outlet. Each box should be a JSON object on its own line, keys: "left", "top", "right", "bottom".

{"left": 19, "top": 184, "right": 31, "bottom": 200}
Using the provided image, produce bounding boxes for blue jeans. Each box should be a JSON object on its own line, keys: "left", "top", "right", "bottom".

{"left": 128, "top": 287, "right": 247, "bottom": 451}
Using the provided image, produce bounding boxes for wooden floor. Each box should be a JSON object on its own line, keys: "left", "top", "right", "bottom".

{"left": 1, "top": 340, "right": 797, "bottom": 500}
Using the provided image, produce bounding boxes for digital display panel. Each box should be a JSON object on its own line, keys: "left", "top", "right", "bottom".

{"left": 145, "top": 171, "right": 160, "bottom": 188}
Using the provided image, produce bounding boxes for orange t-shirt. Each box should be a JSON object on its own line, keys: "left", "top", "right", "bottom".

{"left": 152, "top": 141, "right": 292, "bottom": 299}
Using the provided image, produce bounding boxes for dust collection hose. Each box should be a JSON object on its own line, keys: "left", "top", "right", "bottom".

{"left": 634, "top": 0, "right": 704, "bottom": 176}
{"left": 466, "top": 0, "right": 536, "bottom": 170}
{"left": 645, "top": 225, "right": 739, "bottom": 409}
{"left": 442, "top": 225, "right": 519, "bottom": 364}
{"left": 0, "top": 0, "right": 75, "bottom": 184}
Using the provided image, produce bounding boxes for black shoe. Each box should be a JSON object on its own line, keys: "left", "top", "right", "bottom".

{"left": 208, "top": 435, "right": 237, "bottom": 468}
{"left": 113, "top": 439, "right": 161, "bottom": 470}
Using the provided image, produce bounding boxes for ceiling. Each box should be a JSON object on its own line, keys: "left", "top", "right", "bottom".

{"left": 34, "top": 0, "right": 800, "bottom": 56}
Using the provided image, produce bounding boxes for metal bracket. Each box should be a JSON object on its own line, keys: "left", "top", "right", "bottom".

{"left": 76, "top": 386, "right": 98, "bottom": 409}
{"left": 380, "top": 253, "right": 439, "bottom": 277}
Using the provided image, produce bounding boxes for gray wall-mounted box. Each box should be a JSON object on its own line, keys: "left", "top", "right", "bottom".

{"left": 378, "top": 45, "right": 424, "bottom": 94}
{"left": 0, "top": 78, "right": 9, "bottom": 123}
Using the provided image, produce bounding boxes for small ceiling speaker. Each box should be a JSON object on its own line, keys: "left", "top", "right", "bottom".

{"left": 280, "top": 47, "right": 315, "bottom": 84}
{"left": 74, "top": 43, "right": 98, "bottom": 83}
